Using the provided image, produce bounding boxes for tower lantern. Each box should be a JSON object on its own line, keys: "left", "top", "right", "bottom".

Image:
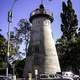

{"left": 29, "top": 4, "right": 53, "bottom": 23}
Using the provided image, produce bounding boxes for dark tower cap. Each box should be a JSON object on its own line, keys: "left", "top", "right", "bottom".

{"left": 29, "top": 4, "right": 53, "bottom": 23}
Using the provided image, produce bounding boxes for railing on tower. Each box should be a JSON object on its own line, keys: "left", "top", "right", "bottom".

{"left": 30, "top": 7, "right": 53, "bottom": 18}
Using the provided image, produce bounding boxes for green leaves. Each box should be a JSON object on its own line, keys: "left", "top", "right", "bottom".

{"left": 56, "top": 0, "right": 80, "bottom": 74}
{"left": 61, "top": 0, "right": 78, "bottom": 41}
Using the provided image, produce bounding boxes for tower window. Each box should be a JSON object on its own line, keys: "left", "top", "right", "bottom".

{"left": 34, "top": 45, "right": 40, "bottom": 53}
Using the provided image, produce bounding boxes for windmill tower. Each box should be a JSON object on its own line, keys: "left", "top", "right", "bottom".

{"left": 24, "top": 3, "right": 61, "bottom": 80}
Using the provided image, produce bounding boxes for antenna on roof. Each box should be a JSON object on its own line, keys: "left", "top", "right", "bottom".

{"left": 41, "top": 0, "right": 44, "bottom": 4}
{"left": 40, "top": 0, "right": 53, "bottom": 5}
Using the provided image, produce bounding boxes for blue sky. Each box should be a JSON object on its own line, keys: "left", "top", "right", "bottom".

{"left": 0, "top": 0, "right": 80, "bottom": 41}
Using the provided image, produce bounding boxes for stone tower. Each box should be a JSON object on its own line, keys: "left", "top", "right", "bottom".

{"left": 24, "top": 4, "right": 61, "bottom": 79}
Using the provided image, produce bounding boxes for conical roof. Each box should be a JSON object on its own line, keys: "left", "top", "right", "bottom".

{"left": 29, "top": 4, "right": 53, "bottom": 23}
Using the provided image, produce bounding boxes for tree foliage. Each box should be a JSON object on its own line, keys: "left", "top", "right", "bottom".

{"left": 56, "top": 0, "right": 80, "bottom": 74}
{"left": 15, "top": 59, "right": 25, "bottom": 78}
{"left": 0, "top": 18, "right": 31, "bottom": 76}
{"left": 14, "top": 19, "right": 31, "bottom": 54}
{"left": 0, "top": 32, "right": 7, "bottom": 69}
{"left": 60, "top": 0, "right": 78, "bottom": 40}
{"left": 13, "top": 19, "right": 31, "bottom": 77}
{"left": 0, "top": 33, "right": 6, "bottom": 60}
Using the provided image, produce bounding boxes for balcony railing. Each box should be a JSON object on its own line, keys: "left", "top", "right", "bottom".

{"left": 30, "top": 8, "right": 53, "bottom": 18}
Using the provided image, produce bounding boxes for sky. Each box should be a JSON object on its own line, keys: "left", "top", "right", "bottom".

{"left": 0, "top": 0, "right": 80, "bottom": 41}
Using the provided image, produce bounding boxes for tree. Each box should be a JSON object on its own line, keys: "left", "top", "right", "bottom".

{"left": 15, "top": 59, "right": 25, "bottom": 78}
{"left": 12, "top": 19, "right": 31, "bottom": 78}
{"left": 0, "top": 19, "right": 31, "bottom": 76}
{"left": 0, "top": 31, "right": 7, "bottom": 75}
{"left": 0, "top": 33, "right": 7, "bottom": 67}
{"left": 60, "top": 0, "right": 78, "bottom": 41}
{"left": 56, "top": 0, "right": 80, "bottom": 74}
